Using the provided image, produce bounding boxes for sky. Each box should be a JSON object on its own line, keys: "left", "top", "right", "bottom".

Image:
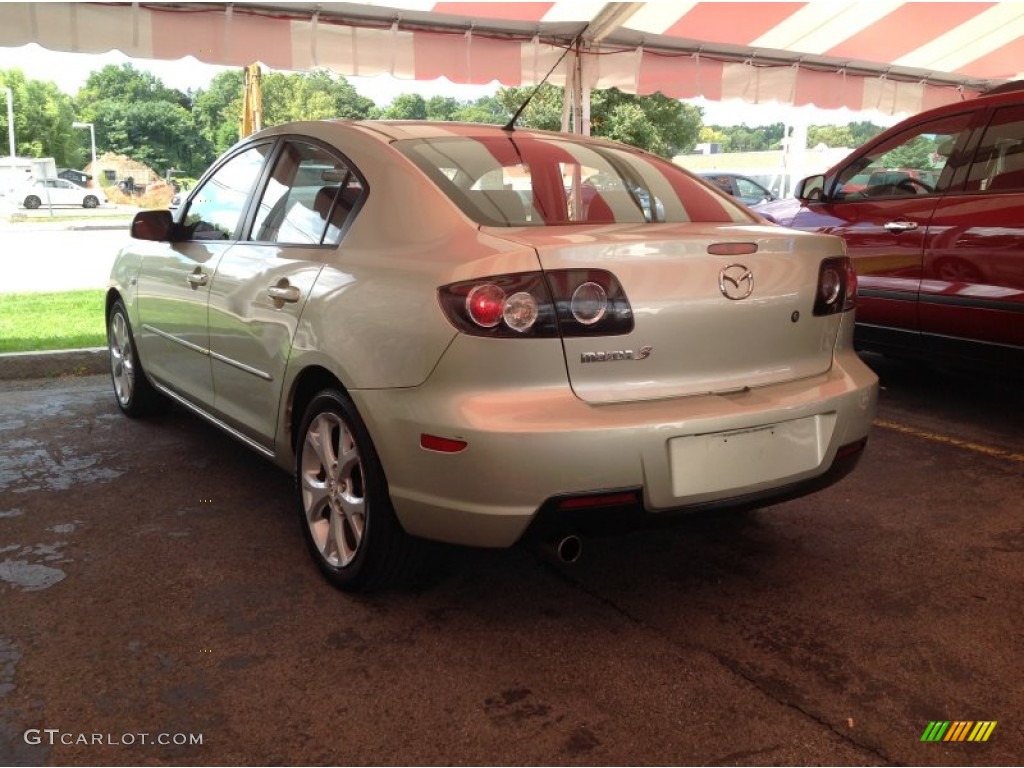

{"left": 0, "top": 42, "right": 903, "bottom": 128}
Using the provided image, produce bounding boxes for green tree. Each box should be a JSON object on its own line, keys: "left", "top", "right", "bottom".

{"left": 848, "top": 120, "right": 886, "bottom": 146}
{"left": 76, "top": 63, "right": 190, "bottom": 119}
{"left": 708, "top": 123, "right": 786, "bottom": 152}
{"left": 0, "top": 68, "right": 80, "bottom": 166}
{"left": 490, "top": 85, "right": 702, "bottom": 157}
{"left": 93, "top": 100, "right": 201, "bottom": 177}
{"left": 191, "top": 70, "right": 245, "bottom": 160}
{"left": 379, "top": 93, "right": 428, "bottom": 120}
{"left": 74, "top": 63, "right": 206, "bottom": 174}
{"left": 808, "top": 125, "right": 855, "bottom": 148}
{"left": 451, "top": 95, "right": 508, "bottom": 125}
{"left": 698, "top": 126, "right": 731, "bottom": 150}
{"left": 191, "top": 69, "right": 375, "bottom": 168}
{"left": 494, "top": 84, "right": 564, "bottom": 131}
{"left": 425, "top": 95, "right": 460, "bottom": 121}
{"left": 591, "top": 89, "right": 702, "bottom": 157}
{"left": 879, "top": 136, "right": 935, "bottom": 169}
{"left": 260, "top": 69, "right": 375, "bottom": 124}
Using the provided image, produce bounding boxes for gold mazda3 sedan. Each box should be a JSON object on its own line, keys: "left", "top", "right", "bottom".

{"left": 107, "top": 120, "right": 878, "bottom": 591}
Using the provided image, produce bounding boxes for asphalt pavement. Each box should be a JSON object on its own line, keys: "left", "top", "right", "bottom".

{"left": 0, "top": 357, "right": 1021, "bottom": 766}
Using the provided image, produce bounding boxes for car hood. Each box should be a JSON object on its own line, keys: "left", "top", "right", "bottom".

{"left": 750, "top": 197, "right": 803, "bottom": 226}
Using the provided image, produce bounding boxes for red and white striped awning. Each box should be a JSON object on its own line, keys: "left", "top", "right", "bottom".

{"left": 1, "top": 2, "right": 1020, "bottom": 114}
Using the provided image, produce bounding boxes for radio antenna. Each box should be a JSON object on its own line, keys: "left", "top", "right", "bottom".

{"left": 503, "top": 30, "right": 585, "bottom": 132}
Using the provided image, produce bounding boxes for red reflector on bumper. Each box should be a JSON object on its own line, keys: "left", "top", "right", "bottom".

{"left": 420, "top": 434, "right": 468, "bottom": 453}
{"left": 558, "top": 491, "right": 640, "bottom": 510}
{"left": 836, "top": 437, "right": 867, "bottom": 460}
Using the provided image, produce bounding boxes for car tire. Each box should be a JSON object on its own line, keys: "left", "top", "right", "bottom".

{"left": 107, "top": 298, "right": 167, "bottom": 417}
{"left": 83, "top": 195, "right": 99, "bottom": 209}
{"left": 24, "top": 195, "right": 40, "bottom": 210}
{"left": 295, "top": 389, "right": 423, "bottom": 592}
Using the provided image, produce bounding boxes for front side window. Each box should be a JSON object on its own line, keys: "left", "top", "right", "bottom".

{"left": 833, "top": 113, "right": 972, "bottom": 200}
{"left": 966, "top": 105, "right": 1024, "bottom": 192}
{"left": 182, "top": 143, "right": 272, "bottom": 241}
{"left": 250, "top": 141, "right": 363, "bottom": 245}
{"left": 735, "top": 177, "right": 771, "bottom": 202}
{"left": 396, "top": 135, "right": 754, "bottom": 226}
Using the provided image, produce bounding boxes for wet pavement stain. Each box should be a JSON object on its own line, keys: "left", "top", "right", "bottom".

{"left": 484, "top": 688, "right": 553, "bottom": 726}
{"left": 0, "top": 436, "right": 122, "bottom": 493}
{"left": 0, "top": 526, "right": 81, "bottom": 592}
{"left": 0, "top": 558, "right": 67, "bottom": 591}
{"left": 564, "top": 724, "right": 601, "bottom": 755}
{"left": 0, "top": 638, "right": 20, "bottom": 699}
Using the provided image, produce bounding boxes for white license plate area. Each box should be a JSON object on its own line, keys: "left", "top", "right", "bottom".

{"left": 668, "top": 415, "right": 832, "bottom": 498}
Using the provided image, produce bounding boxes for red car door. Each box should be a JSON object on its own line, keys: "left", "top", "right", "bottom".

{"left": 921, "top": 104, "right": 1024, "bottom": 358}
{"left": 810, "top": 195, "right": 937, "bottom": 337}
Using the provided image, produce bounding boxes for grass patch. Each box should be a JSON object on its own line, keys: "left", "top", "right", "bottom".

{"left": 0, "top": 290, "right": 107, "bottom": 353}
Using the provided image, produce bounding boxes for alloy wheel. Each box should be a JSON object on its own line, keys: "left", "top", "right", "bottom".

{"left": 108, "top": 310, "right": 134, "bottom": 407}
{"left": 300, "top": 411, "right": 367, "bottom": 568}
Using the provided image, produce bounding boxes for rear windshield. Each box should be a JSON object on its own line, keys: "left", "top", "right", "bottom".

{"left": 395, "top": 135, "right": 756, "bottom": 227}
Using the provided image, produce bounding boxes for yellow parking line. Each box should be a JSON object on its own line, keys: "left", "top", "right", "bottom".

{"left": 873, "top": 420, "right": 1024, "bottom": 464}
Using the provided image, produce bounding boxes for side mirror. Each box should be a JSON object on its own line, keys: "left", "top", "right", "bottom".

{"left": 130, "top": 209, "right": 174, "bottom": 241}
{"left": 795, "top": 174, "right": 826, "bottom": 202}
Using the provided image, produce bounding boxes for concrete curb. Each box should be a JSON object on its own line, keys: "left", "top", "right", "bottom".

{"left": 0, "top": 219, "right": 132, "bottom": 232}
{"left": 0, "top": 347, "right": 108, "bottom": 380}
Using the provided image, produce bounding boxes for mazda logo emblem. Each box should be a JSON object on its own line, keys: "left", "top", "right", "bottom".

{"left": 719, "top": 264, "right": 754, "bottom": 300}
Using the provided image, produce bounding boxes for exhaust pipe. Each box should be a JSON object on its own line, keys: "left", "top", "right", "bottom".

{"left": 555, "top": 534, "right": 582, "bottom": 563}
{"left": 539, "top": 533, "right": 582, "bottom": 564}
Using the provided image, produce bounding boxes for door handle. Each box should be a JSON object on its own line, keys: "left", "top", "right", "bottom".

{"left": 186, "top": 271, "right": 209, "bottom": 288}
{"left": 267, "top": 284, "right": 301, "bottom": 304}
{"left": 883, "top": 220, "right": 919, "bottom": 233}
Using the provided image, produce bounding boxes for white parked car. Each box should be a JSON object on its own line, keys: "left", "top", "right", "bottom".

{"left": 108, "top": 120, "right": 879, "bottom": 591}
{"left": 18, "top": 178, "right": 107, "bottom": 209}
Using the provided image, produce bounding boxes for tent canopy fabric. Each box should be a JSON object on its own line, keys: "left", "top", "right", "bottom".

{"left": 0, "top": 2, "right": 1019, "bottom": 115}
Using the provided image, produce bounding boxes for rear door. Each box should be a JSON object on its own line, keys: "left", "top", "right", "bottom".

{"left": 207, "top": 139, "right": 366, "bottom": 446}
{"left": 921, "top": 103, "right": 1024, "bottom": 359}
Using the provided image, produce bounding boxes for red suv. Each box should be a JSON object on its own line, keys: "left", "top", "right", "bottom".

{"left": 756, "top": 83, "right": 1024, "bottom": 375}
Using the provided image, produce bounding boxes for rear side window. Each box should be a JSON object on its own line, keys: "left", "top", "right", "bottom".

{"left": 396, "top": 135, "right": 754, "bottom": 226}
{"left": 966, "top": 105, "right": 1024, "bottom": 192}
{"left": 250, "top": 141, "right": 364, "bottom": 245}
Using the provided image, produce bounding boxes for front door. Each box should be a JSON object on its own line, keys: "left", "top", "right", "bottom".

{"left": 135, "top": 142, "right": 274, "bottom": 406}
{"left": 797, "top": 111, "right": 976, "bottom": 350}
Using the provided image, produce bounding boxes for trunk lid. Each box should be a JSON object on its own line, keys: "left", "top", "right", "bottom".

{"left": 487, "top": 223, "right": 847, "bottom": 404}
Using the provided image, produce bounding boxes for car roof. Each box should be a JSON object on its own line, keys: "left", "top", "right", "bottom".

{"left": 887, "top": 81, "right": 1023, "bottom": 125}
{"left": 256, "top": 119, "right": 644, "bottom": 154}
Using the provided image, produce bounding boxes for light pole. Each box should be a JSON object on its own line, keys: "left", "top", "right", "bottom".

{"left": 3, "top": 87, "right": 14, "bottom": 191}
{"left": 72, "top": 121, "right": 96, "bottom": 186}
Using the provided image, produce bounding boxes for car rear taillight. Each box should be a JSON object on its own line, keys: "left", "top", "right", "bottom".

{"left": 465, "top": 284, "right": 507, "bottom": 328}
{"left": 813, "top": 257, "right": 857, "bottom": 316}
{"left": 438, "top": 270, "right": 633, "bottom": 338}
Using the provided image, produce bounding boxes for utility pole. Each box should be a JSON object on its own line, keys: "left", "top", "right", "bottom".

{"left": 3, "top": 87, "right": 15, "bottom": 189}
{"left": 72, "top": 122, "right": 97, "bottom": 185}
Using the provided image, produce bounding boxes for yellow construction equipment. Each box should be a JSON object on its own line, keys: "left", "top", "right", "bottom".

{"left": 240, "top": 63, "right": 263, "bottom": 138}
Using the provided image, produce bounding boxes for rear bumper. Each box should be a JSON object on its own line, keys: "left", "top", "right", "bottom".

{"left": 524, "top": 436, "right": 867, "bottom": 541}
{"left": 353, "top": 346, "right": 878, "bottom": 548}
